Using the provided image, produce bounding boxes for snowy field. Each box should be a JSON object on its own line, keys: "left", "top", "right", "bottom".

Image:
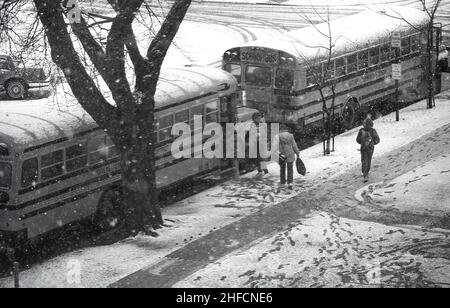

{"left": 1, "top": 93, "right": 449, "bottom": 288}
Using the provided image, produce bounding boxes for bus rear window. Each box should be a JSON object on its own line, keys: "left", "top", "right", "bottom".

{"left": 0, "top": 163, "right": 12, "bottom": 189}
{"left": 245, "top": 66, "right": 272, "bottom": 87}
{"left": 224, "top": 64, "right": 242, "bottom": 84}
{"left": 275, "top": 69, "right": 294, "bottom": 90}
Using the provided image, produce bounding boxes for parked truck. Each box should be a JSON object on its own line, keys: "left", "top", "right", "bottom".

{"left": 0, "top": 55, "right": 49, "bottom": 100}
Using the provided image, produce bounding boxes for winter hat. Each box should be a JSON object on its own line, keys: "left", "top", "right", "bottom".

{"left": 280, "top": 124, "right": 290, "bottom": 132}
{"left": 363, "top": 117, "right": 374, "bottom": 129}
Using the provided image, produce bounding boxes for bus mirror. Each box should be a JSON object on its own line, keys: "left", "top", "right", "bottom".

{"left": 0, "top": 143, "right": 9, "bottom": 156}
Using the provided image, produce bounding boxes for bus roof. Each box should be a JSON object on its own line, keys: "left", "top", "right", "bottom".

{"left": 235, "top": 6, "right": 429, "bottom": 63}
{"left": 0, "top": 66, "right": 237, "bottom": 151}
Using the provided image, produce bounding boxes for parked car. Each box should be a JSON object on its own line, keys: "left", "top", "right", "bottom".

{"left": 0, "top": 55, "right": 49, "bottom": 100}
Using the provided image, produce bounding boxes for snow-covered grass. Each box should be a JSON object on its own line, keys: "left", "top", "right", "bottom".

{"left": 1, "top": 93, "right": 450, "bottom": 288}
{"left": 174, "top": 211, "right": 450, "bottom": 288}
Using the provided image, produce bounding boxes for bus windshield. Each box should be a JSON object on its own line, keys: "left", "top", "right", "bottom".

{"left": 0, "top": 163, "right": 12, "bottom": 189}
{"left": 224, "top": 63, "right": 242, "bottom": 84}
{"left": 275, "top": 69, "right": 294, "bottom": 90}
{"left": 245, "top": 65, "right": 272, "bottom": 87}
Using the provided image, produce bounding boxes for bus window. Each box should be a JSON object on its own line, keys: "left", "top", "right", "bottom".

{"left": 401, "top": 37, "right": 411, "bottom": 56}
{"left": 205, "top": 101, "right": 219, "bottom": 123}
{"left": 245, "top": 66, "right": 272, "bottom": 87}
{"left": 175, "top": 110, "right": 189, "bottom": 124}
{"left": 41, "top": 150, "right": 64, "bottom": 180}
{"left": 275, "top": 69, "right": 294, "bottom": 90}
{"left": 323, "top": 61, "right": 335, "bottom": 80}
{"left": 66, "top": 144, "right": 88, "bottom": 173}
{"left": 347, "top": 54, "right": 357, "bottom": 73}
{"left": 306, "top": 65, "right": 321, "bottom": 86}
{"left": 21, "top": 158, "right": 38, "bottom": 187}
{"left": 411, "top": 35, "right": 420, "bottom": 52}
{"left": 335, "top": 58, "right": 346, "bottom": 77}
{"left": 190, "top": 105, "right": 205, "bottom": 131}
{"left": 220, "top": 95, "right": 232, "bottom": 117}
{"left": 158, "top": 114, "right": 174, "bottom": 143}
{"left": 369, "top": 47, "right": 380, "bottom": 66}
{"left": 0, "top": 162, "right": 12, "bottom": 189}
{"left": 380, "top": 44, "right": 391, "bottom": 63}
{"left": 358, "top": 50, "right": 369, "bottom": 70}
{"left": 191, "top": 105, "right": 204, "bottom": 119}
{"left": 89, "top": 135, "right": 109, "bottom": 166}
{"left": 224, "top": 64, "right": 242, "bottom": 84}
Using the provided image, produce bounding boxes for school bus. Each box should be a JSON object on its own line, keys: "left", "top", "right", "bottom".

{"left": 223, "top": 6, "right": 442, "bottom": 134}
{"left": 0, "top": 66, "right": 238, "bottom": 247}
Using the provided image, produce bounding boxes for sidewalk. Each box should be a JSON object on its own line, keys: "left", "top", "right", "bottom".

{"left": 112, "top": 98, "right": 450, "bottom": 288}
{"left": 2, "top": 94, "right": 449, "bottom": 288}
{"left": 171, "top": 119, "right": 450, "bottom": 287}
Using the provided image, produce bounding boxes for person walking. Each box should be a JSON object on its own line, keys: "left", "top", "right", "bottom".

{"left": 356, "top": 116, "right": 380, "bottom": 183}
{"left": 251, "top": 112, "right": 269, "bottom": 177}
{"left": 274, "top": 125, "right": 300, "bottom": 190}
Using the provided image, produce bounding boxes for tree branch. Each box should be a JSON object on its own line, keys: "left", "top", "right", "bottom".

{"left": 33, "top": 0, "right": 122, "bottom": 139}
{"left": 144, "top": 0, "right": 192, "bottom": 96}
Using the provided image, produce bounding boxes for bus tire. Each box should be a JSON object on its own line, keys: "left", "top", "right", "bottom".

{"left": 341, "top": 99, "right": 360, "bottom": 130}
{"left": 93, "top": 188, "right": 125, "bottom": 233}
{"left": 5, "top": 79, "right": 28, "bottom": 100}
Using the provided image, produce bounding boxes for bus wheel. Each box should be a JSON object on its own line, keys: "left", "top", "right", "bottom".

{"left": 94, "top": 189, "right": 125, "bottom": 233}
{"left": 342, "top": 100, "right": 360, "bottom": 130}
{"left": 6, "top": 80, "right": 28, "bottom": 100}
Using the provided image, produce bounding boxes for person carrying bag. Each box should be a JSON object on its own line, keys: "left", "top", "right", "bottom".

{"left": 273, "top": 125, "right": 301, "bottom": 190}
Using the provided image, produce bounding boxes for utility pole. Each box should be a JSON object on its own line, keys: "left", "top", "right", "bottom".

{"left": 392, "top": 32, "right": 402, "bottom": 122}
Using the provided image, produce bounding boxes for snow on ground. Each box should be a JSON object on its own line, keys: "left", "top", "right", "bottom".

{"left": 1, "top": 93, "right": 449, "bottom": 288}
{"left": 174, "top": 211, "right": 450, "bottom": 288}
{"left": 195, "top": 0, "right": 419, "bottom": 6}
{"left": 356, "top": 155, "right": 450, "bottom": 216}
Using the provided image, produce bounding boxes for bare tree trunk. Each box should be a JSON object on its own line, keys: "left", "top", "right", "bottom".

{"left": 120, "top": 103, "right": 162, "bottom": 230}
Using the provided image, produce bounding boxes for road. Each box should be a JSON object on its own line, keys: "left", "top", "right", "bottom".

{"left": 85, "top": 0, "right": 450, "bottom": 67}
{"left": 151, "top": 0, "right": 450, "bottom": 66}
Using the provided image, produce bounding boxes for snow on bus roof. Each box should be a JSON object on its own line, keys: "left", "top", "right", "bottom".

{"left": 238, "top": 6, "right": 429, "bottom": 62}
{"left": 155, "top": 66, "right": 237, "bottom": 110}
{"left": 0, "top": 66, "right": 237, "bottom": 150}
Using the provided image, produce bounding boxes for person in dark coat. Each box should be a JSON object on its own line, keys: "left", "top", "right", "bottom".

{"left": 273, "top": 125, "right": 300, "bottom": 189}
{"left": 356, "top": 116, "right": 380, "bottom": 183}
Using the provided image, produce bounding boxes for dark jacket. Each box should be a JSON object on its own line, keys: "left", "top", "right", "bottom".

{"left": 357, "top": 118, "right": 380, "bottom": 150}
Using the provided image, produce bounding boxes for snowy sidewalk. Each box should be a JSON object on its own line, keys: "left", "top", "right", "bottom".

{"left": 112, "top": 95, "right": 450, "bottom": 288}
{"left": 2, "top": 94, "right": 450, "bottom": 288}
{"left": 170, "top": 117, "right": 450, "bottom": 288}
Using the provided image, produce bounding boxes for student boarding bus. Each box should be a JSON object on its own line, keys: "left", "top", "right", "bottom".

{"left": 222, "top": 7, "right": 442, "bottom": 135}
{"left": 0, "top": 66, "right": 239, "bottom": 247}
